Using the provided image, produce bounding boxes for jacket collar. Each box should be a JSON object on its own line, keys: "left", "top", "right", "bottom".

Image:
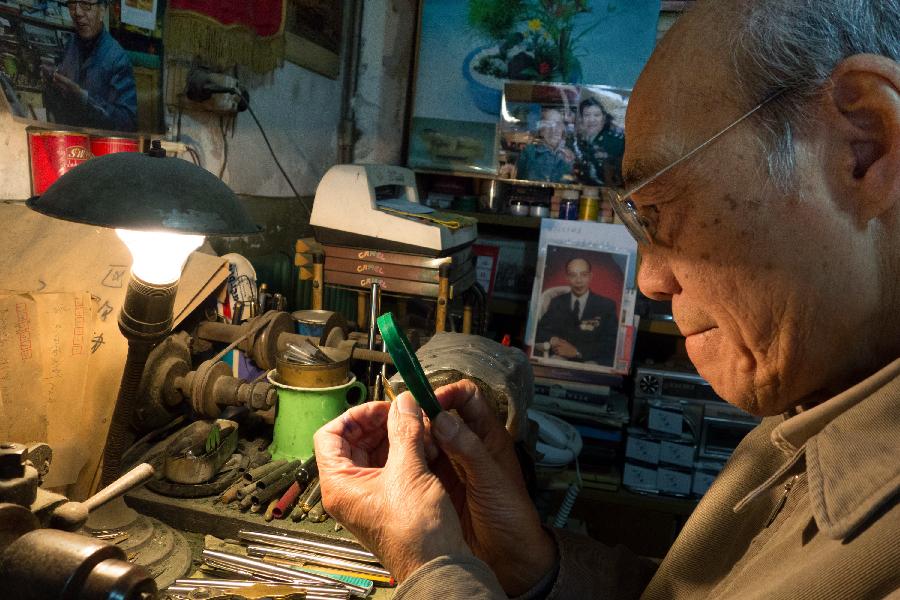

{"left": 734, "top": 357, "right": 900, "bottom": 539}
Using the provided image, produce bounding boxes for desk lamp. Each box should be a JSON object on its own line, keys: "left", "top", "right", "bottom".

{"left": 28, "top": 148, "right": 258, "bottom": 487}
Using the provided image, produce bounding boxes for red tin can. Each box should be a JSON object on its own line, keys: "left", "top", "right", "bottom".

{"left": 90, "top": 135, "right": 140, "bottom": 157}
{"left": 28, "top": 130, "right": 92, "bottom": 195}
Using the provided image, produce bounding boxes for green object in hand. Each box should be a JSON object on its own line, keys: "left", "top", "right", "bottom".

{"left": 376, "top": 312, "right": 443, "bottom": 420}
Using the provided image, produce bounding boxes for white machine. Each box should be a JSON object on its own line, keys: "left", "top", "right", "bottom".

{"left": 310, "top": 164, "right": 477, "bottom": 256}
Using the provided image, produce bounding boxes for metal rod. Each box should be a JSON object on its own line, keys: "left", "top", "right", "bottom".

{"left": 201, "top": 549, "right": 369, "bottom": 597}
{"left": 238, "top": 530, "right": 380, "bottom": 564}
{"left": 83, "top": 462, "right": 155, "bottom": 513}
{"left": 366, "top": 282, "right": 380, "bottom": 386}
{"left": 247, "top": 545, "right": 392, "bottom": 579}
{"left": 171, "top": 579, "right": 349, "bottom": 598}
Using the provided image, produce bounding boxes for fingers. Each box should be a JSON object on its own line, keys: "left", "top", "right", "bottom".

{"left": 386, "top": 392, "right": 428, "bottom": 474}
{"left": 319, "top": 401, "right": 390, "bottom": 443}
{"left": 431, "top": 411, "right": 501, "bottom": 486}
{"left": 315, "top": 401, "right": 391, "bottom": 469}
{"left": 434, "top": 380, "right": 498, "bottom": 439}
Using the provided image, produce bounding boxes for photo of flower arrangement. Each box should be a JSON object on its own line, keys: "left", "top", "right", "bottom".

{"left": 468, "top": 1, "right": 597, "bottom": 86}
{"left": 408, "top": 0, "right": 658, "bottom": 174}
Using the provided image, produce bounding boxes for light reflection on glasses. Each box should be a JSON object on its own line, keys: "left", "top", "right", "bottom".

{"left": 612, "top": 91, "right": 784, "bottom": 245}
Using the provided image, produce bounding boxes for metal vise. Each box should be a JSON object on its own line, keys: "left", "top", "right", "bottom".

{"left": 0, "top": 441, "right": 157, "bottom": 599}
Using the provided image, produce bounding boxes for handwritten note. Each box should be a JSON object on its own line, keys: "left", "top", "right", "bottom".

{"left": 0, "top": 204, "right": 229, "bottom": 494}
{"left": 0, "top": 293, "right": 93, "bottom": 484}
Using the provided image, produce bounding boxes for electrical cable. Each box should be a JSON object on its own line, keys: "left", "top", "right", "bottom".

{"left": 218, "top": 115, "right": 229, "bottom": 179}
{"left": 552, "top": 458, "right": 583, "bottom": 529}
{"left": 246, "top": 103, "right": 312, "bottom": 217}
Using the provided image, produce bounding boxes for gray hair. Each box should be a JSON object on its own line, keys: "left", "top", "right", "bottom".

{"left": 731, "top": 0, "right": 900, "bottom": 189}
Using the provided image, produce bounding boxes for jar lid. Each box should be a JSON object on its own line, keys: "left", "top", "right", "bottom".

{"left": 561, "top": 189, "right": 580, "bottom": 199}
{"left": 581, "top": 186, "right": 600, "bottom": 198}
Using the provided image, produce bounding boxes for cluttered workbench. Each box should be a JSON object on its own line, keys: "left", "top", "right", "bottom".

{"left": 0, "top": 160, "right": 534, "bottom": 599}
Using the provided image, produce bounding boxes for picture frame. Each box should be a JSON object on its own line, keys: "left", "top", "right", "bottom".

{"left": 0, "top": 0, "right": 165, "bottom": 134}
{"left": 525, "top": 219, "right": 638, "bottom": 374}
{"left": 499, "top": 81, "right": 630, "bottom": 186}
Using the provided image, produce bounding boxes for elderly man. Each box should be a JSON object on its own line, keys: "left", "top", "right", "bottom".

{"left": 515, "top": 106, "right": 575, "bottom": 182}
{"left": 42, "top": 0, "right": 137, "bottom": 131}
{"left": 314, "top": 1, "right": 900, "bottom": 598}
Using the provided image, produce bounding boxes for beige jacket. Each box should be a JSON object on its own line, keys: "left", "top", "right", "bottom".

{"left": 397, "top": 358, "right": 900, "bottom": 599}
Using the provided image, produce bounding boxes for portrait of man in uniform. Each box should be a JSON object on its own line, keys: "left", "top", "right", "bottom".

{"left": 532, "top": 245, "right": 625, "bottom": 368}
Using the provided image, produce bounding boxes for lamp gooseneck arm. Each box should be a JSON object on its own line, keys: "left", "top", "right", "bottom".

{"left": 100, "top": 275, "right": 178, "bottom": 487}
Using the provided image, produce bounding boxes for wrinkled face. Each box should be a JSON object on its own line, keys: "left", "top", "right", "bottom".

{"left": 539, "top": 109, "right": 565, "bottom": 148}
{"left": 68, "top": 0, "right": 104, "bottom": 41}
{"left": 566, "top": 258, "right": 592, "bottom": 296}
{"left": 624, "top": 20, "right": 880, "bottom": 416}
{"left": 580, "top": 105, "right": 606, "bottom": 139}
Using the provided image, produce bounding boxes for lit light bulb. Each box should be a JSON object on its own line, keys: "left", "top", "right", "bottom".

{"left": 116, "top": 229, "right": 205, "bottom": 285}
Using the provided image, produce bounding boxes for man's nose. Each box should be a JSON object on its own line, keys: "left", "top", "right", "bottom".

{"left": 637, "top": 249, "right": 680, "bottom": 301}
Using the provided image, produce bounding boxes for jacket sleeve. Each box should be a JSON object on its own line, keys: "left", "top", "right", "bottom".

{"left": 82, "top": 52, "right": 138, "bottom": 132}
{"left": 395, "top": 555, "right": 507, "bottom": 599}
{"left": 535, "top": 528, "right": 657, "bottom": 600}
{"left": 396, "top": 530, "right": 657, "bottom": 600}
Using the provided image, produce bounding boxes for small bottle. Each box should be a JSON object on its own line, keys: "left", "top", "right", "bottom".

{"left": 559, "top": 189, "right": 580, "bottom": 220}
{"left": 579, "top": 186, "right": 600, "bottom": 221}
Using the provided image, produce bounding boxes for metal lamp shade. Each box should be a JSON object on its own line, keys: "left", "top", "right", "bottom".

{"left": 27, "top": 152, "right": 259, "bottom": 236}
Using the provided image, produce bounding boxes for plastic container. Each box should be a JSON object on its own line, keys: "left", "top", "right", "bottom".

{"left": 558, "top": 189, "right": 580, "bottom": 220}
{"left": 579, "top": 186, "right": 600, "bottom": 221}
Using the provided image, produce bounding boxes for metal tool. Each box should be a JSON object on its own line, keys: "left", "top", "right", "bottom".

{"left": 247, "top": 545, "right": 392, "bottom": 579}
{"left": 49, "top": 463, "right": 156, "bottom": 531}
{"left": 238, "top": 530, "right": 379, "bottom": 564}
{"left": 170, "top": 578, "right": 350, "bottom": 598}
{"left": 201, "top": 549, "right": 369, "bottom": 597}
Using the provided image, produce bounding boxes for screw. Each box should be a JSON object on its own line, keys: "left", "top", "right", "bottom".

{"left": 0, "top": 442, "right": 26, "bottom": 479}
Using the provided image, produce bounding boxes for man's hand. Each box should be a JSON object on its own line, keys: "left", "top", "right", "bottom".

{"left": 549, "top": 336, "right": 580, "bottom": 359}
{"left": 314, "top": 394, "right": 472, "bottom": 583}
{"left": 45, "top": 70, "right": 84, "bottom": 99}
{"left": 430, "top": 380, "right": 557, "bottom": 596}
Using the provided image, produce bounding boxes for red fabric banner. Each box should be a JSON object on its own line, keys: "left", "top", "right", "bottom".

{"left": 168, "top": 0, "right": 284, "bottom": 38}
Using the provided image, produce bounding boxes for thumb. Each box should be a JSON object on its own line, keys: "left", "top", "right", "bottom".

{"left": 432, "top": 411, "right": 501, "bottom": 485}
{"left": 386, "top": 392, "right": 428, "bottom": 473}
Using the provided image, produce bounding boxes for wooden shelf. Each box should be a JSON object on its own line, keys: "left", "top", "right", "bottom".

{"left": 414, "top": 168, "right": 589, "bottom": 191}
{"left": 444, "top": 209, "right": 543, "bottom": 229}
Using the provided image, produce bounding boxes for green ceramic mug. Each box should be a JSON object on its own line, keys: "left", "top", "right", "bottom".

{"left": 267, "top": 370, "right": 367, "bottom": 462}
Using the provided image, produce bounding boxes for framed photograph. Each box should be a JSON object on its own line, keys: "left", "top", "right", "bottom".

{"left": 499, "top": 81, "right": 630, "bottom": 185}
{"left": 525, "top": 220, "right": 638, "bottom": 374}
{"left": 408, "top": 116, "right": 498, "bottom": 174}
{"left": 0, "top": 0, "right": 164, "bottom": 134}
{"left": 407, "top": 0, "right": 658, "bottom": 175}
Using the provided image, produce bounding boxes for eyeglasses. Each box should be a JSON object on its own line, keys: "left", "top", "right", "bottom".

{"left": 611, "top": 91, "right": 783, "bottom": 245}
{"left": 65, "top": 0, "right": 101, "bottom": 12}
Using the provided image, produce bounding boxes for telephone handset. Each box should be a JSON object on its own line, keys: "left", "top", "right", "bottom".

{"left": 528, "top": 409, "right": 583, "bottom": 467}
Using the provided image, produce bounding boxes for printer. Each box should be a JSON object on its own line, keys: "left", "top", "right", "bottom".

{"left": 310, "top": 164, "right": 477, "bottom": 256}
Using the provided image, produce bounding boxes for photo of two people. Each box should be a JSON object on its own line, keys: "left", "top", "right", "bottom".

{"left": 499, "top": 82, "right": 629, "bottom": 186}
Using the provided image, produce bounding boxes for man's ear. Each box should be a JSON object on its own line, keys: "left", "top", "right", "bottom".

{"left": 828, "top": 54, "right": 900, "bottom": 223}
